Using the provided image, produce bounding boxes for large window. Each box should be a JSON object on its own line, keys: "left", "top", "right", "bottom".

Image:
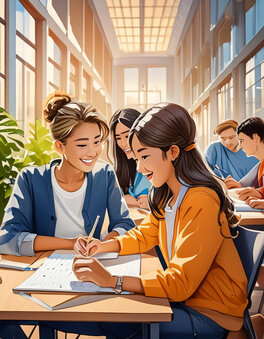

{"left": 217, "top": 20, "right": 232, "bottom": 74}
{"left": 147, "top": 67, "right": 166, "bottom": 109}
{"left": 47, "top": 32, "right": 63, "bottom": 94}
{"left": 0, "top": 0, "right": 5, "bottom": 107}
{"left": 192, "top": 66, "right": 199, "bottom": 104}
{"left": 245, "top": 47, "right": 264, "bottom": 117}
{"left": 210, "top": 0, "right": 229, "bottom": 27}
{"left": 245, "top": 0, "right": 264, "bottom": 45}
{"left": 123, "top": 66, "right": 167, "bottom": 111}
{"left": 201, "top": 45, "right": 211, "bottom": 92}
{"left": 69, "top": 54, "right": 79, "bottom": 98}
{"left": 124, "top": 67, "right": 139, "bottom": 109}
{"left": 192, "top": 4, "right": 200, "bottom": 65}
{"left": 183, "top": 27, "right": 191, "bottom": 78}
{"left": 82, "top": 70, "right": 91, "bottom": 103}
{"left": 217, "top": 77, "right": 233, "bottom": 122}
{"left": 201, "top": 0, "right": 210, "bottom": 47}
{"left": 16, "top": 0, "right": 36, "bottom": 131}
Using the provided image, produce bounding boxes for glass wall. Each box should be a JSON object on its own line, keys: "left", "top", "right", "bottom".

{"left": 245, "top": 0, "right": 264, "bottom": 44}
{"left": 69, "top": 54, "right": 79, "bottom": 98}
{"left": 245, "top": 47, "right": 264, "bottom": 117}
{"left": 47, "top": 32, "right": 63, "bottom": 93}
{"left": 217, "top": 19, "right": 232, "bottom": 74}
{"left": 147, "top": 67, "right": 166, "bottom": 108}
{"left": 124, "top": 67, "right": 139, "bottom": 108}
{"left": 210, "top": 0, "right": 229, "bottom": 27}
{"left": 217, "top": 77, "right": 233, "bottom": 122}
{"left": 82, "top": 70, "right": 91, "bottom": 103}
{"left": 16, "top": 0, "right": 36, "bottom": 130}
{"left": 0, "top": 0, "right": 5, "bottom": 107}
{"left": 123, "top": 66, "right": 167, "bottom": 110}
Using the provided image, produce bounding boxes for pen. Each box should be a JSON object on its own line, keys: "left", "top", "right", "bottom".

{"left": 79, "top": 215, "right": 100, "bottom": 245}
{"left": 214, "top": 165, "right": 229, "bottom": 175}
{"left": 24, "top": 267, "right": 37, "bottom": 271}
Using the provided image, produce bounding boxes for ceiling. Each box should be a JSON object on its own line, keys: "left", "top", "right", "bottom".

{"left": 92, "top": 0, "right": 195, "bottom": 59}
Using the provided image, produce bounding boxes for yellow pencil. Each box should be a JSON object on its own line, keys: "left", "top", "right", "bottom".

{"left": 86, "top": 215, "right": 100, "bottom": 245}
{"left": 80, "top": 215, "right": 100, "bottom": 245}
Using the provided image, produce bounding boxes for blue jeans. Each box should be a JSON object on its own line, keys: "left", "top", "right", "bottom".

{"left": 41, "top": 303, "right": 228, "bottom": 338}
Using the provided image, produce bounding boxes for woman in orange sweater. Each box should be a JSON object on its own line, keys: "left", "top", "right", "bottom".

{"left": 67, "top": 103, "right": 247, "bottom": 338}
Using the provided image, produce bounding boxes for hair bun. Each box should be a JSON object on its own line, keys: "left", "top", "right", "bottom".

{"left": 43, "top": 91, "right": 71, "bottom": 123}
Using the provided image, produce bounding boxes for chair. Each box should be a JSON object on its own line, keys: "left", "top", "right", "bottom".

{"left": 233, "top": 226, "right": 264, "bottom": 339}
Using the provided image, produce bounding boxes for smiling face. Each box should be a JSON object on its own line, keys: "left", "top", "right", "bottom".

{"left": 115, "top": 122, "right": 134, "bottom": 159}
{"left": 219, "top": 127, "right": 239, "bottom": 152}
{"left": 131, "top": 134, "right": 177, "bottom": 188}
{"left": 56, "top": 122, "right": 102, "bottom": 173}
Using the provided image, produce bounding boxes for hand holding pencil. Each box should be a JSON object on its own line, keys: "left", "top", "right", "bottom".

{"left": 74, "top": 215, "right": 100, "bottom": 256}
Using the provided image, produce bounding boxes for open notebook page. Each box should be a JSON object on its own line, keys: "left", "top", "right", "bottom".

{"left": 14, "top": 252, "right": 140, "bottom": 294}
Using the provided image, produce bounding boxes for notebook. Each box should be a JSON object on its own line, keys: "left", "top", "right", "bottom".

{"left": 14, "top": 251, "right": 140, "bottom": 294}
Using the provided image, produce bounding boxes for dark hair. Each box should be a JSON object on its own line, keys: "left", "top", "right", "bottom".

{"left": 109, "top": 108, "right": 141, "bottom": 194}
{"left": 129, "top": 103, "right": 238, "bottom": 237}
{"left": 43, "top": 91, "right": 109, "bottom": 144}
{"left": 237, "top": 117, "right": 264, "bottom": 142}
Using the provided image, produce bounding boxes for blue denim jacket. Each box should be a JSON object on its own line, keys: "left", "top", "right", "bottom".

{"left": 0, "top": 159, "right": 135, "bottom": 256}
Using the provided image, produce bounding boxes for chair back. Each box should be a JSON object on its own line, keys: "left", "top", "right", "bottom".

{"left": 233, "top": 226, "right": 264, "bottom": 298}
{"left": 233, "top": 226, "right": 264, "bottom": 339}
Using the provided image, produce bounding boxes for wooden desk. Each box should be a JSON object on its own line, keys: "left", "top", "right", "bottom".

{"left": 0, "top": 250, "right": 172, "bottom": 339}
{"left": 238, "top": 211, "right": 264, "bottom": 228}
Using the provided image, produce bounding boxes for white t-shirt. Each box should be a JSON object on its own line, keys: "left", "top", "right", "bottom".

{"left": 51, "top": 166, "right": 87, "bottom": 239}
{"left": 164, "top": 197, "right": 177, "bottom": 260}
{"left": 164, "top": 185, "right": 189, "bottom": 260}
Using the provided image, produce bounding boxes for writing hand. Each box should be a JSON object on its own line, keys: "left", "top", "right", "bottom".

{"left": 238, "top": 187, "right": 262, "bottom": 201}
{"left": 248, "top": 199, "right": 264, "bottom": 209}
{"left": 73, "top": 255, "right": 116, "bottom": 288}
{"left": 85, "top": 238, "right": 105, "bottom": 256}
{"left": 224, "top": 176, "right": 242, "bottom": 189}
{"left": 74, "top": 236, "right": 91, "bottom": 256}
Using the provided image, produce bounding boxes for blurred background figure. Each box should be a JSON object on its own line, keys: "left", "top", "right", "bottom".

{"left": 109, "top": 108, "right": 151, "bottom": 210}
{"left": 204, "top": 119, "right": 258, "bottom": 181}
{"left": 225, "top": 117, "right": 264, "bottom": 204}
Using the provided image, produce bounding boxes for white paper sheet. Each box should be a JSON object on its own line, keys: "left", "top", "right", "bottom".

{"left": 14, "top": 252, "right": 140, "bottom": 294}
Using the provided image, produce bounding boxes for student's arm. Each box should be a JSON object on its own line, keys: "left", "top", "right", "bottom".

{"left": 0, "top": 169, "right": 36, "bottom": 256}
{"left": 101, "top": 230, "right": 119, "bottom": 242}
{"left": 34, "top": 235, "right": 76, "bottom": 252}
{"left": 248, "top": 199, "right": 264, "bottom": 209}
{"left": 124, "top": 194, "right": 138, "bottom": 208}
{"left": 106, "top": 167, "right": 135, "bottom": 234}
{"left": 238, "top": 187, "right": 262, "bottom": 201}
{"left": 75, "top": 213, "right": 159, "bottom": 257}
{"left": 256, "top": 186, "right": 264, "bottom": 199}
{"left": 73, "top": 255, "right": 144, "bottom": 293}
{"left": 224, "top": 175, "right": 242, "bottom": 189}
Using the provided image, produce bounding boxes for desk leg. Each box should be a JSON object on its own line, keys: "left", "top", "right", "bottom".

{"left": 39, "top": 324, "right": 56, "bottom": 339}
{"left": 150, "top": 323, "right": 159, "bottom": 339}
{"left": 142, "top": 323, "right": 149, "bottom": 338}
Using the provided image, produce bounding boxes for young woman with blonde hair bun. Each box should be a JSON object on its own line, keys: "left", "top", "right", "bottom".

{"left": 0, "top": 92, "right": 134, "bottom": 257}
